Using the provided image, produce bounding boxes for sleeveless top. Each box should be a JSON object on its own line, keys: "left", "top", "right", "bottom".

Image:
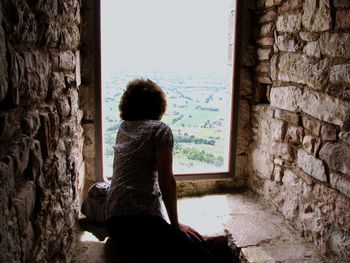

{"left": 105, "top": 120, "right": 174, "bottom": 220}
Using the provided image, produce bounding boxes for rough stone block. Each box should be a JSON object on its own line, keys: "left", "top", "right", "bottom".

{"left": 302, "top": 135, "right": 315, "bottom": 154}
{"left": 299, "top": 32, "right": 319, "bottom": 42}
{"left": 265, "top": 0, "right": 283, "bottom": 7}
{"left": 299, "top": 89, "right": 350, "bottom": 127}
{"left": 294, "top": 166, "right": 314, "bottom": 185}
{"left": 278, "top": 0, "right": 303, "bottom": 13}
{"left": 260, "top": 22, "right": 275, "bottom": 37}
{"left": 270, "top": 86, "right": 302, "bottom": 112}
{"left": 336, "top": 10, "right": 350, "bottom": 29}
{"left": 52, "top": 51, "right": 76, "bottom": 70}
{"left": 334, "top": 0, "right": 350, "bottom": 8}
{"left": 22, "top": 110, "right": 40, "bottom": 137}
{"left": 256, "top": 61, "right": 270, "bottom": 73}
{"left": 257, "top": 37, "right": 274, "bottom": 46}
{"left": 13, "top": 181, "right": 35, "bottom": 233}
{"left": 321, "top": 123, "right": 338, "bottom": 141}
{"left": 302, "top": 115, "right": 322, "bottom": 136}
{"left": 274, "top": 143, "right": 293, "bottom": 161}
{"left": 257, "top": 48, "right": 272, "bottom": 61}
{"left": 276, "top": 35, "right": 298, "bottom": 52}
{"left": 319, "top": 143, "right": 350, "bottom": 175}
{"left": 303, "top": 41, "right": 321, "bottom": 58}
{"left": 330, "top": 64, "right": 350, "bottom": 85}
{"left": 302, "top": 0, "right": 331, "bottom": 32}
{"left": 259, "top": 10, "right": 276, "bottom": 24}
{"left": 339, "top": 132, "right": 350, "bottom": 145}
{"left": 297, "top": 149, "right": 327, "bottom": 182}
{"left": 320, "top": 32, "right": 350, "bottom": 59}
{"left": 276, "top": 14, "right": 302, "bottom": 33}
{"left": 251, "top": 147, "right": 274, "bottom": 179}
{"left": 274, "top": 108, "right": 299, "bottom": 125}
{"left": 286, "top": 126, "right": 304, "bottom": 145}
{"left": 330, "top": 172, "right": 350, "bottom": 198}
{"left": 277, "top": 53, "right": 329, "bottom": 89}
{"left": 256, "top": 76, "right": 272, "bottom": 84}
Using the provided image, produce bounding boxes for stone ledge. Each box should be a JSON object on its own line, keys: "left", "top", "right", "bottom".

{"left": 74, "top": 191, "right": 336, "bottom": 263}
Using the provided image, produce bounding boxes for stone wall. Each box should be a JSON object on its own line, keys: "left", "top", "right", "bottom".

{"left": 79, "top": 0, "right": 101, "bottom": 201}
{"left": 0, "top": 0, "right": 83, "bottom": 262}
{"left": 249, "top": 0, "right": 350, "bottom": 259}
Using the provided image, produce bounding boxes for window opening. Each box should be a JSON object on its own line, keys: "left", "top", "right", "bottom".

{"left": 101, "top": 0, "right": 237, "bottom": 178}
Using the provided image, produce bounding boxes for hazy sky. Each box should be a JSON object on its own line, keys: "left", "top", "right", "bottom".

{"left": 101, "top": 0, "right": 232, "bottom": 73}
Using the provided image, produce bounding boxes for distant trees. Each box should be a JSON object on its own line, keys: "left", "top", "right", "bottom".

{"left": 174, "top": 134, "right": 215, "bottom": 145}
{"left": 175, "top": 147, "right": 223, "bottom": 167}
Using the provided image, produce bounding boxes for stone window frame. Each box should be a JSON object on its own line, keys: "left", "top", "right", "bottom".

{"left": 92, "top": 0, "right": 243, "bottom": 181}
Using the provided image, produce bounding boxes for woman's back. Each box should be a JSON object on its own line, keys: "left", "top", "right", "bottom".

{"left": 105, "top": 120, "right": 173, "bottom": 220}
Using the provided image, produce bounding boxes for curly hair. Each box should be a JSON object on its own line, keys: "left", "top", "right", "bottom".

{"left": 119, "top": 78, "right": 167, "bottom": 121}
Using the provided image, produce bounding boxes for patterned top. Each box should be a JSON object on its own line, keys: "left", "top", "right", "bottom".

{"left": 105, "top": 120, "right": 174, "bottom": 220}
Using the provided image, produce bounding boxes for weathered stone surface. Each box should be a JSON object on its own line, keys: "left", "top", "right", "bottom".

{"left": 334, "top": 0, "right": 350, "bottom": 8}
{"left": 256, "top": 76, "right": 272, "bottom": 84}
{"left": 336, "top": 10, "right": 350, "bottom": 29}
{"left": 286, "top": 126, "right": 303, "bottom": 145}
{"left": 13, "top": 181, "right": 35, "bottom": 233}
{"left": 22, "top": 110, "right": 41, "bottom": 137}
{"left": 0, "top": 24, "right": 8, "bottom": 103}
{"left": 0, "top": 110, "right": 20, "bottom": 141}
{"left": 321, "top": 123, "right": 338, "bottom": 141}
{"left": 272, "top": 86, "right": 350, "bottom": 127}
{"left": 299, "top": 89, "right": 350, "bottom": 127}
{"left": 241, "top": 45, "right": 255, "bottom": 67}
{"left": 299, "top": 32, "right": 319, "bottom": 42}
{"left": 274, "top": 143, "right": 293, "bottom": 161}
{"left": 52, "top": 51, "right": 76, "bottom": 70}
{"left": 330, "top": 64, "right": 350, "bottom": 85}
{"left": 276, "top": 14, "right": 302, "bottom": 33}
{"left": 276, "top": 34, "right": 298, "bottom": 52}
{"left": 257, "top": 37, "right": 274, "bottom": 46}
{"left": 257, "top": 48, "right": 272, "bottom": 61}
{"left": 302, "top": 0, "right": 331, "bottom": 32}
{"left": 320, "top": 32, "right": 350, "bottom": 59}
{"left": 302, "top": 115, "right": 322, "bottom": 136}
{"left": 339, "top": 132, "right": 350, "bottom": 145}
{"left": 270, "top": 86, "right": 302, "bottom": 112}
{"left": 274, "top": 108, "right": 300, "bottom": 125}
{"left": 237, "top": 99, "right": 250, "bottom": 154}
{"left": 240, "top": 68, "right": 253, "bottom": 97}
{"left": 302, "top": 135, "right": 315, "bottom": 154}
{"left": 265, "top": 0, "right": 283, "bottom": 7}
{"left": 303, "top": 41, "right": 321, "bottom": 58}
{"left": 260, "top": 22, "right": 275, "bottom": 36}
{"left": 297, "top": 149, "right": 327, "bottom": 182}
{"left": 277, "top": 53, "right": 329, "bottom": 89}
{"left": 259, "top": 10, "right": 276, "bottom": 24}
{"left": 319, "top": 143, "right": 350, "bottom": 175}
{"left": 251, "top": 147, "right": 274, "bottom": 179}
{"left": 256, "top": 61, "right": 270, "bottom": 73}
{"left": 330, "top": 172, "right": 350, "bottom": 198}
{"left": 278, "top": 0, "right": 303, "bottom": 13}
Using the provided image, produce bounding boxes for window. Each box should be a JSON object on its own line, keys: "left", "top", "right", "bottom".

{"left": 99, "top": 0, "right": 240, "bottom": 179}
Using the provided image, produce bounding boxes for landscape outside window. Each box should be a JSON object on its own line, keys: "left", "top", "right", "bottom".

{"left": 101, "top": 0, "right": 234, "bottom": 177}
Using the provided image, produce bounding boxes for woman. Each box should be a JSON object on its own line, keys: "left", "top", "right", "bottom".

{"left": 104, "top": 78, "right": 220, "bottom": 262}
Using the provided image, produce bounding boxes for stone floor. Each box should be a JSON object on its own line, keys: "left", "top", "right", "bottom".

{"left": 74, "top": 190, "right": 332, "bottom": 263}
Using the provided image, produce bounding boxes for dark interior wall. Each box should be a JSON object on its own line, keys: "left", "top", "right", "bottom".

{"left": 0, "top": 0, "right": 83, "bottom": 262}
{"left": 248, "top": 0, "right": 350, "bottom": 258}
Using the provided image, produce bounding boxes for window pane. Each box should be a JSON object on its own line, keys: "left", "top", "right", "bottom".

{"left": 101, "top": 0, "right": 234, "bottom": 176}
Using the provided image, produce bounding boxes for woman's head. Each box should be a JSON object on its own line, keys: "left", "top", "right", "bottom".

{"left": 119, "top": 78, "right": 167, "bottom": 121}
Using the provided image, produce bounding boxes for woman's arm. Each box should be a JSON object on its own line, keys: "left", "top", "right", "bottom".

{"left": 156, "top": 149, "right": 203, "bottom": 241}
{"left": 156, "top": 148, "right": 179, "bottom": 227}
